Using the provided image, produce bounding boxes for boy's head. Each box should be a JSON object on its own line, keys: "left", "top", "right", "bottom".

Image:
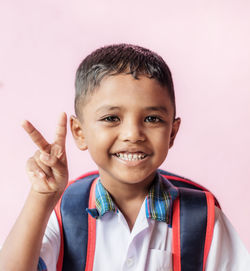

{"left": 74, "top": 44, "right": 176, "bottom": 119}
{"left": 71, "top": 44, "right": 180, "bottom": 188}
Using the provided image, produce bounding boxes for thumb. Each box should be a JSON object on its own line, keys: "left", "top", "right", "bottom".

{"left": 51, "top": 144, "right": 67, "bottom": 163}
{"left": 40, "top": 152, "right": 68, "bottom": 180}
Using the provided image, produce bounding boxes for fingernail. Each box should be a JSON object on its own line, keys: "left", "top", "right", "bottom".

{"left": 21, "top": 120, "right": 27, "bottom": 127}
{"left": 57, "top": 152, "right": 63, "bottom": 159}
{"left": 53, "top": 145, "right": 63, "bottom": 159}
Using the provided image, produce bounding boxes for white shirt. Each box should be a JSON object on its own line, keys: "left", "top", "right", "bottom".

{"left": 40, "top": 205, "right": 250, "bottom": 271}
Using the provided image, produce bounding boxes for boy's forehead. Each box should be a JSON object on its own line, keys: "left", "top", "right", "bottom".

{"left": 98, "top": 73, "right": 163, "bottom": 89}
{"left": 91, "top": 73, "right": 170, "bottom": 99}
{"left": 78, "top": 73, "right": 174, "bottom": 117}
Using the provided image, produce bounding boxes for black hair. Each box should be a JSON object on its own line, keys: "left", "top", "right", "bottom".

{"left": 75, "top": 44, "right": 176, "bottom": 118}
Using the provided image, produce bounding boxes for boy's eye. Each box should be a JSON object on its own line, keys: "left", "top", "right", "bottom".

{"left": 101, "top": 116, "right": 120, "bottom": 122}
{"left": 144, "top": 116, "right": 162, "bottom": 123}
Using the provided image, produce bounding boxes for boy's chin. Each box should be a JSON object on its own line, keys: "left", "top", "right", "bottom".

{"left": 99, "top": 168, "right": 157, "bottom": 187}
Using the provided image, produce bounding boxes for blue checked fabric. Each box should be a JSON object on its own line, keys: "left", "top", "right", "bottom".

{"left": 37, "top": 257, "right": 47, "bottom": 271}
{"left": 87, "top": 172, "right": 178, "bottom": 225}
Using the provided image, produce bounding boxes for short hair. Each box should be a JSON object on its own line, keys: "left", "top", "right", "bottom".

{"left": 75, "top": 44, "right": 176, "bottom": 118}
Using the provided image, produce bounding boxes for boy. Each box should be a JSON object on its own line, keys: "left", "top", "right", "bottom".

{"left": 0, "top": 44, "right": 249, "bottom": 271}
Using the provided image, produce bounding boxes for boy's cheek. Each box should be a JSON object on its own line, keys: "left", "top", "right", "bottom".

{"left": 85, "top": 133, "right": 112, "bottom": 153}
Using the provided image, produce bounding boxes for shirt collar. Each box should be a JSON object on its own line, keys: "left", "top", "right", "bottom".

{"left": 86, "top": 171, "right": 178, "bottom": 225}
{"left": 145, "top": 173, "right": 178, "bottom": 224}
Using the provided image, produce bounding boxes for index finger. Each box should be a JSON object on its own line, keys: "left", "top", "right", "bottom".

{"left": 22, "top": 120, "right": 50, "bottom": 153}
{"left": 54, "top": 112, "right": 67, "bottom": 148}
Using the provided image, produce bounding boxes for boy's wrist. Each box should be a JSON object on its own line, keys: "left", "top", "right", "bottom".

{"left": 28, "top": 188, "right": 62, "bottom": 212}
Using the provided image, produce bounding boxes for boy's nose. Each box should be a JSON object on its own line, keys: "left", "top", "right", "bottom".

{"left": 119, "top": 121, "right": 146, "bottom": 143}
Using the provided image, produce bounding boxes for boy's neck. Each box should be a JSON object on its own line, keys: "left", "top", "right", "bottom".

{"left": 99, "top": 172, "right": 156, "bottom": 230}
{"left": 109, "top": 183, "right": 149, "bottom": 231}
{"left": 99, "top": 171, "right": 156, "bottom": 202}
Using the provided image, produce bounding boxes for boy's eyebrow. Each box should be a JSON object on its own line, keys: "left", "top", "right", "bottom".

{"left": 95, "top": 105, "right": 169, "bottom": 114}
{"left": 95, "top": 106, "right": 121, "bottom": 113}
{"left": 144, "top": 106, "right": 169, "bottom": 114}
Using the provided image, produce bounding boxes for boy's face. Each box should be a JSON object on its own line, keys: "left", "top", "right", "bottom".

{"left": 71, "top": 74, "right": 180, "bottom": 189}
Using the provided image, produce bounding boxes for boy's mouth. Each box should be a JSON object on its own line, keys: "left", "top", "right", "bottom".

{"left": 114, "top": 152, "right": 147, "bottom": 161}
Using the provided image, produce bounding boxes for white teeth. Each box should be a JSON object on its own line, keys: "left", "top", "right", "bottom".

{"left": 115, "top": 152, "right": 146, "bottom": 161}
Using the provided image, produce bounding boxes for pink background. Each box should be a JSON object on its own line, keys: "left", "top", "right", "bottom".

{"left": 0, "top": 1, "right": 250, "bottom": 251}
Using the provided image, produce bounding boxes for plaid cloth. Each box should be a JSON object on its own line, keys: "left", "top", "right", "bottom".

{"left": 87, "top": 172, "right": 178, "bottom": 225}
{"left": 37, "top": 257, "right": 47, "bottom": 271}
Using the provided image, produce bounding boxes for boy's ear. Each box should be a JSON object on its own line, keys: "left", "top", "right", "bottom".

{"left": 70, "top": 115, "right": 88, "bottom": 151}
{"left": 169, "top": 117, "right": 181, "bottom": 148}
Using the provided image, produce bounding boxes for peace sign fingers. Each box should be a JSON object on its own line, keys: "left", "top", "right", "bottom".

{"left": 22, "top": 120, "right": 51, "bottom": 153}
{"left": 22, "top": 113, "right": 69, "bottom": 195}
{"left": 54, "top": 112, "right": 67, "bottom": 151}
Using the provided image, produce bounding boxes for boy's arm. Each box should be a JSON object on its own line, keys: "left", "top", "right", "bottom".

{"left": 206, "top": 206, "right": 250, "bottom": 270}
{"left": 0, "top": 113, "right": 68, "bottom": 271}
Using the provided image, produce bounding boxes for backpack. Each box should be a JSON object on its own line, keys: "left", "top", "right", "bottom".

{"left": 54, "top": 169, "right": 220, "bottom": 271}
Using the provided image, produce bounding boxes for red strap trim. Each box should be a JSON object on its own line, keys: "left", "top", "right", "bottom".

{"left": 54, "top": 201, "right": 64, "bottom": 271}
{"left": 202, "top": 192, "right": 215, "bottom": 271}
{"left": 85, "top": 178, "right": 98, "bottom": 271}
{"left": 75, "top": 171, "right": 99, "bottom": 181}
{"left": 172, "top": 197, "right": 181, "bottom": 271}
{"left": 163, "top": 174, "right": 221, "bottom": 209}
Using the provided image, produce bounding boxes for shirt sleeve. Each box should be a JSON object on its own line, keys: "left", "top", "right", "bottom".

{"left": 37, "top": 211, "right": 61, "bottom": 271}
{"left": 205, "top": 206, "right": 250, "bottom": 271}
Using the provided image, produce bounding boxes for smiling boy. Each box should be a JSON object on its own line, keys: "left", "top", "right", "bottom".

{"left": 0, "top": 44, "right": 249, "bottom": 271}
{"left": 71, "top": 73, "right": 180, "bottom": 231}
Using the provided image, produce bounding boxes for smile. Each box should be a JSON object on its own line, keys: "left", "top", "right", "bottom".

{"left": 114, "top": 152, "right": 147, "bottom": 161}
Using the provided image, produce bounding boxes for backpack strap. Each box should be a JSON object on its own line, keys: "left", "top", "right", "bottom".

{"left": 55, "top": 179, "right": 79, "bottom": 271}
{"left": 159, "top": 169, "right": 220, "bottom": 209}
{"left": 55, "top": 170, "right": 216, "bottom": 271}
{"left": 172, "top": 188, "right": 215, "bottom": 271}
{"left": 85, "top": 177, "right": 98, "bottom": 271}
{"left": 54, "top": 173, "right": 99, "bottom": 271}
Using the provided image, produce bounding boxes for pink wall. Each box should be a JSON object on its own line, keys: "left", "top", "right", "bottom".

{"left": 0, "top": 0, "right": 250, "bottom": 251}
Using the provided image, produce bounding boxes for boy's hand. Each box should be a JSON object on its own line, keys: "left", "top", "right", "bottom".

{"left": 22, "top": 112, "right": 68, "bottom": 197}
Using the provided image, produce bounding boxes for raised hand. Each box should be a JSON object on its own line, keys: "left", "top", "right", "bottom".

{"left": 22, "top": 112, "right": 68, "bottom": 196}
